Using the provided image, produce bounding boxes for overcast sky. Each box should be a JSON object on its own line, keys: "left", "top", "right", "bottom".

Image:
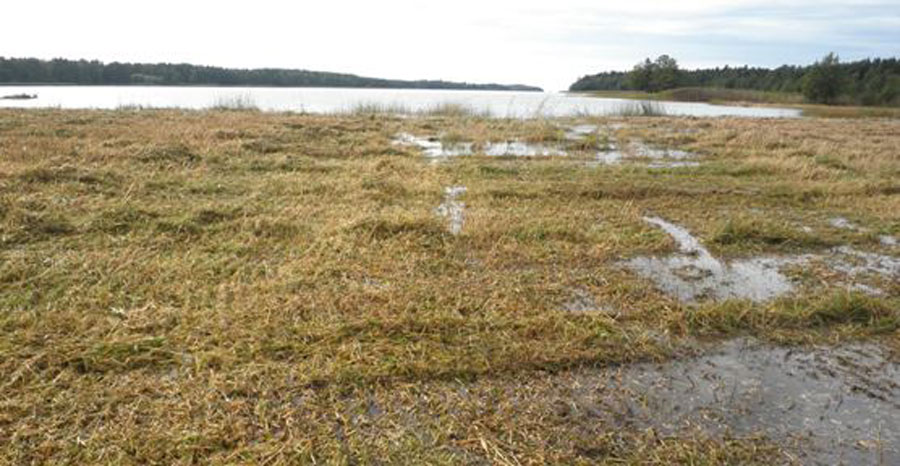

{"left": 2, "top": 0, "right": 898, "bottom": 91}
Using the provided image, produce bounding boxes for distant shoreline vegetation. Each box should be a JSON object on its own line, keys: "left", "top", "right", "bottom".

{"left": 0, "top": 57, "right": 543, "bottom": 92}
{"left": 570, "top": 54, "right": 900, "bottom": 107}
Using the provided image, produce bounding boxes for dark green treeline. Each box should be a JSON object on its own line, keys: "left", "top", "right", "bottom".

{"left": 571, "top": 55, "right": 900, "bottom": 106}
{"left": 0, "top": 57, "right": 542, "bottom": 92}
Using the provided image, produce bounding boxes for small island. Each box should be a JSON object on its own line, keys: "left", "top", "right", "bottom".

{"left": 0, "top": 93, "right": 37, "bottom": 100}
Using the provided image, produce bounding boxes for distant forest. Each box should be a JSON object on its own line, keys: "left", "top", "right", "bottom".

{"left": 0, "top": 57, "right": 542, "bottom": 92}
{"left": 570, "top": 56, "right": 900, "bottom": 106}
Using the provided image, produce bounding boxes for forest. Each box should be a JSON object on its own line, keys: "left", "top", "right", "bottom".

{"left": 0, "top": 57, "right": 542, "bottom": 91}
{"left": 570, "top": 55, "right": 900, "bottom": 106}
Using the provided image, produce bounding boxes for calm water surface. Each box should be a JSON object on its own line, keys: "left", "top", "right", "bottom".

{"left": 0, "top": 86, "right": 801, "bottom": 118}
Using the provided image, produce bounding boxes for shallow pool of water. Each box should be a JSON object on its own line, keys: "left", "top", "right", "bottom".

{"left": 393, "top": 133, "right": 567, "bottom": 158}
{"left": 623, "top": 216, "right": 900, "bottom": 302}
{"left": 595, "top": 338, "right": 900, "bottom": 464}
{"left": 0, "top": 86, "right": 802, "bottom": 118}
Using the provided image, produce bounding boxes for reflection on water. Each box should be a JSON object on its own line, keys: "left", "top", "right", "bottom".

{"left": 0, "top": 86, "right": 802, "bottom": 118}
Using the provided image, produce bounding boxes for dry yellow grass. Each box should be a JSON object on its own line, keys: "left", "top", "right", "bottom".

{"left": 1, "top": 109, "right": 898, "bottom": 463}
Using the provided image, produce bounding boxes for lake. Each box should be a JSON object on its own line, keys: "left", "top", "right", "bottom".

{"left": 0, "top": 86, "right": 801, "bottom": 118}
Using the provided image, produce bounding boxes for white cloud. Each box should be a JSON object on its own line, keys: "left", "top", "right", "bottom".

{"left": 1, "top": 1, "right": 897, "bottom": 91}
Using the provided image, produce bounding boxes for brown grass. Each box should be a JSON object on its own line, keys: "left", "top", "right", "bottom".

{"left": 0, "top": 108, "right": 898, "bottom": 463}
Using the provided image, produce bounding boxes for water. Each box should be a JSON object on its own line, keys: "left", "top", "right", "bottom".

{"left": 435, "top": 186, "right": 467, "bottom": 235}
{"left": 597, "top": 338, "right": 900, "bottom": 464}
{"left": 393, "top": 133, "right": 567, "bottom": 158}
{"left": 829, "top": 217, "right": 859, "bottom": 230}
{"left": 0, "top": 86, "right": 801, "bottom": 118}
{"left": 395, "top": 126, "right": 702, "bottom": 168}
{"left": 623, "top": 216, "right": 900, "bottom": 303}
{"left": 333, "top": 336, "right": 899, "bottom": 463}
{"left": 393, "top": 133, "right": 474, "bottom": 158}
{"left": 483, "top": 141, "right": 566, "bottom": 157}
{"left": 623, "top": 217, "right": 797, "bottom": 302}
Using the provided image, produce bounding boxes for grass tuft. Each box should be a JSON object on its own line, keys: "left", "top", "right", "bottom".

{"left": 710, "top": 216, "right": 832, "bottom": 252}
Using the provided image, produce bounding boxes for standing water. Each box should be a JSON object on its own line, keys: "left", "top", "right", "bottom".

{"left": 0, "top": 86, "right": 801, "bottom": 118}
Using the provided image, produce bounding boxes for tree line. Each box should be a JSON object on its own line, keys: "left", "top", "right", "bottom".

{"left": 570, "top": 54, "right": 900, "bottom": 106}
{"left": 0, "top": 57, "right": 542, "bottom": 92}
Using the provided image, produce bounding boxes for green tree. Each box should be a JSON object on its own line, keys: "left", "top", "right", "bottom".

{"left": 650, "top": 55, "right": 681, "bottom": 91}
{"left": 802, "top": 53, "right": 845, "bottom": 104}
{"left": 627, "top": 58, "right": 654, "bottom": 91}
{"left": 627, "top": 55, "right": 681, "bottom": 92}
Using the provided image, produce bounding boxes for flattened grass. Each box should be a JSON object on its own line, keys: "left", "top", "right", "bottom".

{"left": 1, "top": 108, "right": 898, "bottom": 463}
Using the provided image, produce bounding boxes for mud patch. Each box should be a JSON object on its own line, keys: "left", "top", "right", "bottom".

{"left": 595, "top": 338, "right": 900, "bottom": 465}
{"left": 435, "top": 186, "right": 467, "bottom": 235}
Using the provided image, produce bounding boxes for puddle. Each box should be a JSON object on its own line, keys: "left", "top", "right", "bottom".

{"left": 830, "top": 246, "right": 900, "bottom": 278}
{"left": 398, "top": 129, "right": 696, "bottom": 167}
{"left": 435, "top": 186, "right": 466, "bottom": 235}
{"left": 622, "top": 217, "right": 797, "bottom": 302}
{"left": 393, "top": 132, "right": 473, "bottom": 158}
{"left": 646, "top": 161, "right": 701, "bottom": 169}
{"left": 627, "top": 140, "right": 694, "bottom": 160}
{"left": 394, "top": 133, "right": 566, "bottom": 158}
{"left": 593, "top": 148, "right": 625, "bottom": 165}
{"left": 582, "top": 133, "right": 699, "bottom": 169}
{"left": 623, "top": 217, "right": 900, "bottom": 303}
{"left": 564, "top": 124, "right": 599, "bottom": 140}
{"left": 333, "top": 337, "right": 898, "bottom": 464}
{"left": 829, "top": 217, "right": 860, "bottom": 231}
{"left": 595, "top": 338, "right": 900, "bottom": 465}
{"left": 483, "top": 141, "right": 567, "bottom": 157}
{"left": 827, "top": 216, "right": 897, "bottom": 249}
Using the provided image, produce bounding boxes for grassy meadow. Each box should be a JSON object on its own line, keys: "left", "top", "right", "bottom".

{"left": 1, "top": 108, "right": 899, "bottom": 463}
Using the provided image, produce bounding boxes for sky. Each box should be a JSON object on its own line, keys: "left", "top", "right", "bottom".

{"left": 2, "top": 0, "right": 899, "bottom": 91}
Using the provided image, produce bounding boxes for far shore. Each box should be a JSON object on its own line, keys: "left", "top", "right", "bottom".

{"left": 571, "top": 88, "right": 900, "bottom": 119}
